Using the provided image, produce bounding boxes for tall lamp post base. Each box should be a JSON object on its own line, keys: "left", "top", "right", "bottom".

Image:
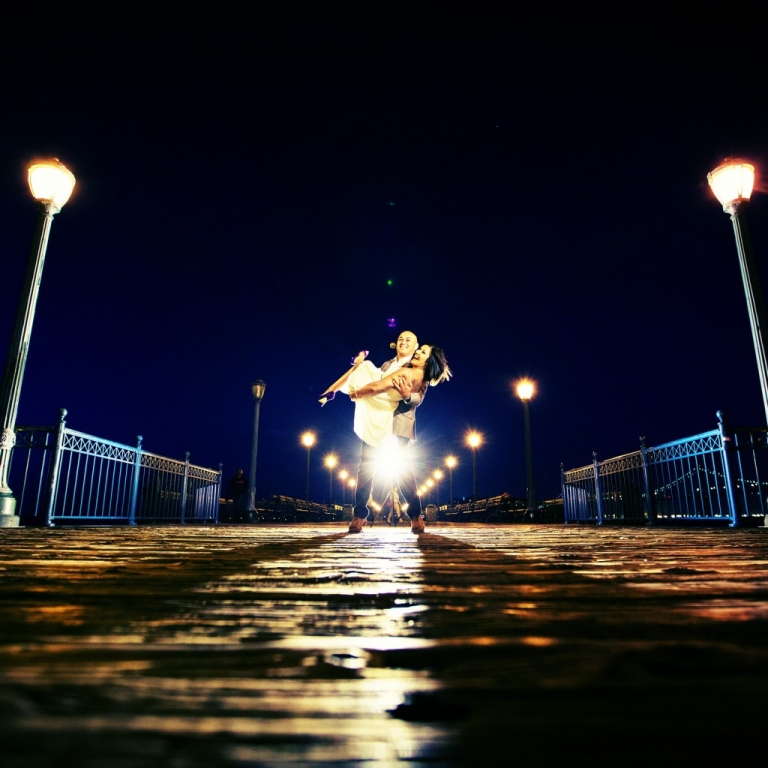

{"left": 0, "top": 491, "right": 20, "bottom": 525}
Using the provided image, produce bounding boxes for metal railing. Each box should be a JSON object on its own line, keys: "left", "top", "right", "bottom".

{"left": 561, "top": 411, "right": 768, "bottom": 527}
{"left": 11, "top": 409, "right": 222, "bottom": 526}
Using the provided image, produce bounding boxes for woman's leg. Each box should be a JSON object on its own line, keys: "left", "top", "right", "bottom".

{"left": 319, "top": 351, "right": 368, "bottom": 405}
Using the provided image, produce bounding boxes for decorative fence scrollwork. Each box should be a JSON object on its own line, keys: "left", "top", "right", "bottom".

{"left": 10, "top": 409, "right": 221, "bottom": 526}
{"left": 561, "top": 411, "right": 767, "bottom": 527}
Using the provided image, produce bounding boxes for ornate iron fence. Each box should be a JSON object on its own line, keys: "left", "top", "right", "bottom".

{"left": 561, "top": 411, "right": 768, "bottom": 527}
{"left": 11, "top": 409, "right": 222, "bottom": 526}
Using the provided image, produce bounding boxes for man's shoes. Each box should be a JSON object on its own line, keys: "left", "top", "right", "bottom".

{"left": 410, "top": 515, "right": 425, "bottom": 534}
{"left": 348, "top": 516, "right": 365, "bottom": 533}
{"left": 319, "top": 391, "right": 335, "bottom": 407}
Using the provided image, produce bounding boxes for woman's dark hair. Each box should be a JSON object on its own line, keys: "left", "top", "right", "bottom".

{"left": 423, "top": 344, "right": 452, "bottom": 386}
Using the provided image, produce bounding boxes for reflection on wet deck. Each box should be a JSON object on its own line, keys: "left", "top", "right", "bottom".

{"left": 1, "top": 523, "right": 768, "bottom": 765}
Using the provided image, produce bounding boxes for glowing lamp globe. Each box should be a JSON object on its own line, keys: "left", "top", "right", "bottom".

{"left": 707, "top": 160, "right": 755, "bottom": 210}
{"left": 27, "top": 159, "right": 76, "bottom": 212}
{"left": 516, "top": 379, "right": 535, "bottom": 401}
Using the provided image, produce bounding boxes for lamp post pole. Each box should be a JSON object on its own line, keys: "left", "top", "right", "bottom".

{"left": 708, "top": 160, "right": 768, "bottom": 425}
{"left": 445, "top": 456, "right": 457, "bottom": 515}
{"left": 516, "top": 379, "right": 537, "bottom": 513}
{"left": 433, "top": 469, "right": 443, "bottom": 507}
{"left": 325, "top": 454, "right": 337, "bottom": 505}
{"left": 339, "top": 469, "right": 348, "bottom": 505}
{"left": 301, "top": 432, "right": 315, "bottom": 501}
{"left": 466, "top": 433, "right": 482, "bottom": 510}
{"left": 0, "top": 159, "right": 76, "bottom": 527}
{"left": 247, "top": 380, "right": 266, "bottom": 515}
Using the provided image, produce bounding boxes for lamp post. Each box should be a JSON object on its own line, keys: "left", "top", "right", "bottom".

{"left": 339, "top": 469, "right": 348, "bottom": 505}
{"left": 433, "top": 469, "right": 443, "bottom": 506}
{"left": 0, "top": 159, "right": 76, "bottom": 528}
{"left": 515, "top": 378, "right": 537, "bottom": 513}
{"left": 445, "top": 455, "right": 457, "bottom": 513}
{"left": 301, "top": 432, "right": 316, "bottom": 501}
{"left": 324, "top": 454, "right": 338, "bottom": 504}
{"left": 708, "top": 159, "right": 768, "bottom": 424}
{"left": 247, "top": 380, "right": 266, "bottom": 514}
{"left": 466, "top": 432, "right": 482, "bottom": 508}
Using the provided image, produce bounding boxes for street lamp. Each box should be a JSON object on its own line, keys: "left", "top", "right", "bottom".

{"left": 324, "top": 454, "right": 338, "bottom": 504}
{"left": 515, "top": 378, "right": 537, "bottom": 513}
{"left": 433, "top": 469, "right": 443, "bottom": 506}
{"left": 0, "top": 159, "right": 76, "bottom": 528}
{"left": 445, "top": 455, "right": 457, "bottom": 513}
{"left": 466, "top": 431, "right": 483, "bottom": 507}
{"left": 301, "top": 431, "right": 316, "bottom": 500}
{"left": 339, "top": 468, "right": 348, "bottom": 504}
{"left": 707, "top": 159, "right": 768, "bottom": 424}
{"left": 246, "top": 380, "right": 266, "bottom": 514}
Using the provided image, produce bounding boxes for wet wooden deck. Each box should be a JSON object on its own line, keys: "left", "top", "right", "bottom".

{"left": 1, "top": 522, "right": 767, "bottom": 766}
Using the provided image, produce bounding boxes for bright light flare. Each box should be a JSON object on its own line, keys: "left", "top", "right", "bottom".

{"left": 466, "top": 431, "right": 482, "bottom": 449}
{"left": 301, "top": 432, "right": 316, "bottom": 448}
{"left": 516, "top": 378, "right": 535, "bottom": 401}
{"left": 445, "top": 455, "right": 457, "bottom": 470}
{"left": 708, "top": 159, "right": 755, "bottom": 209}
{"left": 373, "top": 435, "right": 407, "bottom": 482}
{"left": 324, "top": 454, "right": 338, "bottom": 470}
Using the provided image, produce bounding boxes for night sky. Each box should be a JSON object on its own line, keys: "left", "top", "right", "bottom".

{"left": 3, "top": 16, "right": 768, "bottom": 507}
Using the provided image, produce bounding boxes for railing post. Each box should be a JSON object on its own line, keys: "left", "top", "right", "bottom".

{"left": 640, "top": 436, "right": 656, "bottom": 526}
{"left": 215, "top": 463, "right": 222, "bottom": 524}
{"left": 717, "top": 411, "right": 742, "bottom": 527}
{"left": 560, "top": 463, "right": 567, "bottom": 522}
{"left": 593, "top": 452, "right": 604, "bottom": 525}
{"left": 43, "top": 408, "right": 68, "bottom": 527}
{"left": 180, "top": 451, "right": 190, "bottom": 525}
{"left": 128, "top": 435, "right": 142, "bottom": 526}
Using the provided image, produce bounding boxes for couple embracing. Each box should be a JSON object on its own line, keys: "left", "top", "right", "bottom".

{"left": 319, "top": 330, "right": 451, "bottom": 534}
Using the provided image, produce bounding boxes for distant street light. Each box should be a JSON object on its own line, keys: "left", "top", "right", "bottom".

{"left": 433, "top": 469, "right": 443, "bottom": 506}
{"left": 708, "top": 159, "right": 768, "bottom": 424}
{"left": 466, "top": 432, "right": 483, "bottom": 507}
{"left": 324, "top": 454, "right": 338, "bottom": 504}
{"left": 515, "top": 378, "right": 537, "bottom": 513}
{"left": 339, "top": 468, "right": 349, "bottom": 504}
{"left": 0, "top": 159, "right": 76, "bottom": 528}
{"left": 247, "top": 380, "right": 266, "bottom": 514}
{"left": 301, "top": 432, "right": 316, "bottom": 501}
{"left": 445, "top": 455, "right": 457, "bottom": 513}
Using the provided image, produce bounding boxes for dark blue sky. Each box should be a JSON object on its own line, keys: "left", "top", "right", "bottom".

{"left": 2, "top": 15, "right": 768, "bottom": 505}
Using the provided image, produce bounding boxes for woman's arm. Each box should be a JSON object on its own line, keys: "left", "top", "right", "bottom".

{"left": 351, "top": 368, "right": 423, "bottom": 399}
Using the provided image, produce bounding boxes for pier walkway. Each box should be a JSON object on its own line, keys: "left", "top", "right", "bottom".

{"left": 1, "top": 522, "right": 767, "bottom": 766}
